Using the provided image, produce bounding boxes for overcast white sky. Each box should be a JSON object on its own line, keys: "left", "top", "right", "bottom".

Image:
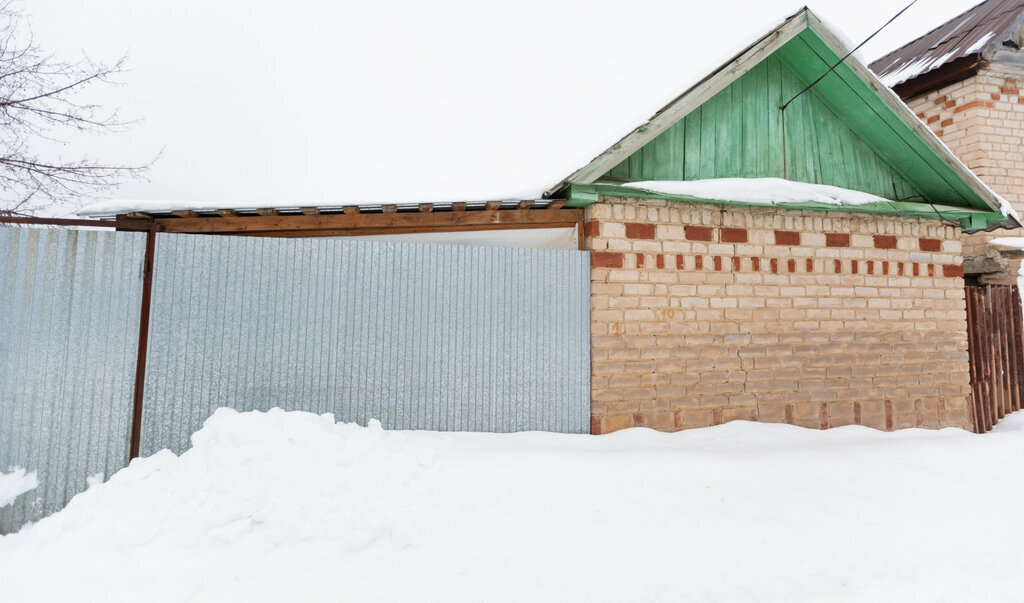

{"left": 25, "top": 0, "right": 983, "bottom": 212}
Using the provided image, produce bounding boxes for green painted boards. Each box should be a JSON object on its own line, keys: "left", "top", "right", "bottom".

{"left": 566, "top": 21, "right": 1010, "bottom": 231}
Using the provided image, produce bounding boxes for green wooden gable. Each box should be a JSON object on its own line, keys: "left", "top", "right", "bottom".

{"left": 554, "top": 10, "right": 1014, "bottom": 232}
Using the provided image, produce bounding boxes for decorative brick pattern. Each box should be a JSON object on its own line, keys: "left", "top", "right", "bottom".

{"left": 905, "top": 69, "right": 1024, "bottom": 283}
{"left": 586, "top": 197, "right": 971, "bottom": 434}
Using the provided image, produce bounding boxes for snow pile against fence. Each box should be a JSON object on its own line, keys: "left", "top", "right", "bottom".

{"left": 1, "top": 408, "right": 1023, "bottom": 602}
{"left": 0, "top": 469, "right": 36, "bottom": 509}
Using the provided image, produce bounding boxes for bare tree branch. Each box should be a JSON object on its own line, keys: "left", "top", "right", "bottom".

{"left": 0, "top": 2, "right": 145, "bottom": 215}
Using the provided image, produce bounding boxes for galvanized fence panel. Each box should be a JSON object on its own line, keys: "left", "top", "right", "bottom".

{"left": 141, "top": 234, "right": 590, "bottom": 455}
{"left": 0, "top": 227, "right": 146, "bottom": 533}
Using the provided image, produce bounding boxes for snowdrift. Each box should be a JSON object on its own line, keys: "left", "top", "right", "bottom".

{"left": 1, "top": 408, "right": 1023, "bottom": 601}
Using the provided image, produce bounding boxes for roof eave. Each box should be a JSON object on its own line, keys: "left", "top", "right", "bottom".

{"left": 804, "top": 11, "right": 1006, "bottom": 218}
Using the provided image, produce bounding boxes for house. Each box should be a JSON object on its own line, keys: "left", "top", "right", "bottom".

{"left": 82, "top": 8, "right": 1017, "bottom": 434}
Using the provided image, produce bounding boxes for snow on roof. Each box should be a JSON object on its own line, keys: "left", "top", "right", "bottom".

{"left": 25, "top": 1, "right": 951, "bottom": 217}
{"left": 622, "top": 178, "right": 896, "bottom": 207}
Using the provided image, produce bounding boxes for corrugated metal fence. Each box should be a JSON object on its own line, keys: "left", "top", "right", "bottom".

{"left": 0, "top": 227, "right": 147, "bottom": 532}
{"left": 965, "top": 284, "right": 1024, "bottom": 432}
{"left": 1, "top": 227, "right": 590, "bottom": 533}
{"left": 142, "top": 234, "right": 590, "bottom": 455}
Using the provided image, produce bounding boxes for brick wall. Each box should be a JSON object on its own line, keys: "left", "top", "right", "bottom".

{"left": 906, "top": 69, "right": 1024, "bottom": 281}
{"left": 587, "top": 196, "right": 972, "bottom": 434}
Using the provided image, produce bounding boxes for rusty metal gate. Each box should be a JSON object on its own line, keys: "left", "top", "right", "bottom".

{"left": 964, "top": 284, "right": 1024, "bottom": 433}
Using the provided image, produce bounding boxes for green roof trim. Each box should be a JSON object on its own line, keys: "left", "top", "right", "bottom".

{"left": 566, "top": 183, "right": 1006, "bottom": 232}
{"left": 550, "top": 9, "right": 1017, "bottom": 232}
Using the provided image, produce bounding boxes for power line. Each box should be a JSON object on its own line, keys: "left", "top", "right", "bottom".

{"left": 781, "top": 0, "right": 919, "bottom": 111}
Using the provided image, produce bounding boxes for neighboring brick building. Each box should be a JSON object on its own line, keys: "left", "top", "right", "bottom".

{"left": 871, "top": 0, "right": 1024, "bottom": 284}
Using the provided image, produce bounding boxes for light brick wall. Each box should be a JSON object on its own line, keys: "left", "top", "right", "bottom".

{"left": 587, "top": 197, "right": 972, "bottom": 434}
{"left": 906, "top": 69, "right": 1024, "bottom": 281}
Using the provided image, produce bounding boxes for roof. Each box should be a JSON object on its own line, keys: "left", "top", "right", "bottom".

{"left": 77, "top": 6, "right": 1017, "bottom": 231}
{"left": 550, "top": 8, "right": 1014, "bottom": 231}
{"left": 870, "top": 0, "right": 1024, "bottom": 92}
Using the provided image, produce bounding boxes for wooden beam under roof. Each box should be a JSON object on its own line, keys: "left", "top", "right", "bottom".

{"left": 151, "top": 207, "right": 582, "bottom": 235}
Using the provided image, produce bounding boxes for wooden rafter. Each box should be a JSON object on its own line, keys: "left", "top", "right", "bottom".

{"left": 152, "top": 207, "right": 583, "bottom": 236}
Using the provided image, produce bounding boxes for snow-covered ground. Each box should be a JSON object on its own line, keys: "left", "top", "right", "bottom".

{"left": 1, "top": 408, "right": 1023, "bottom": 602}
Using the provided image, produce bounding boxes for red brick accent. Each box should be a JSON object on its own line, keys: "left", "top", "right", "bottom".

{"left": 712, "top": 409, "right": 723, "bottom": 426}
{"left": 695, "top": 256, "right": 703, "bottom": 270}
{"left": 774, "top": 230, "right": 800, "bottom": 245}
{"left": 721, "top": 227, "right": 748, "bottom": 243}
{"left": 819, "top": 403, "right": 829, "bottom": 430}
{"left": 898, "top": 262, "right": 904, "bottom": 276}
{"left": 713, "top": 256, "right": 722, "bottom": 271}
{"left": 992, "top": 93, "right": 1001, "bottom": 101}
{"left": 867, "top": 261, "right": 874, "bottom": 275}
{"left": 656, "top": 254, "right": 665, "bottom": 269}
{"left": 770, "top": 258, "right": 778, "bottom": 273}
{"left": 826, "top": 233, "right": 850, "bottom": 247}
{"left": 591, "top": 252, "right": 623, "bottom": 268}
{"left": 928, "top": 264, "right": 935, "bottom": 277}
{"left": 926, "top": 115, "right": 940, "bottom": 124}
{"left": 1002, "top": 87, "right": 1019, "bottom": 94}
{"left": 933, "top": 95, "right": 947, "bottom": 106}
{"left": 676, "top": 255, "right": 685, "bottom": 270}
{"left": 934, "top": 130, "right": 944, "bottom": 137}
{"left": 942, "top": 264, "right": 963, "bottom": 277}
{"left": 944, "top": 99, "right": 956, "bottom": 109}
{"left": 953, "top": 99, "right": 986, "bottom": 114}
{"left": 885, "top": 401, "right": 894, "bottom": 430}
{"left": 636, "top": 253, "right": 645, "bottom": 268}
{"left": 633, "top": 413, "right": 644, "bottom": 427}
{"left": 913, "top": 264, "right": 920, "bottom": 276}
{"left": 582, "top": 220, "right": 600, "bottom": 237}
{"left": 805, "top": 259, "right": 813, "bottom": 272}
{"left": 851, "top": 261, "right": 858, "bottom": 275}
{"left": 834, "top": 259, "right": 841, "bottom": 273}
{"left": 787, "top": 259, "right": 796, "bottom": 273}
{"left": 732, "top": 257, "right": 741, "bottom": 271}
{"left": 873, "top": 235, "right": 897, "bottom": 249}
{"left": 751, "top": 257, "right": 760, "bottom": 271}
{"left": 940, "top": 118, "right": 953, "bottom": 127}
{"left": 919, "top": 238, "right": 941, "bottom": 251}
{"left": 854, "top": 402, "right": 862, "bottom": 425}
{"left": 784, "top": 405, "right": 794, "bottom": 424}
{"left": 591, "top": 417, "right": 601, "bottom": 435}
{"left": 625, "top": 223, "right": 656, "bottom": 239}
{"left": 882, "top": 261, "right": 889, "bottom": 275}
{"left": 684, "top": 226, "right": 713, "bottom": 241}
